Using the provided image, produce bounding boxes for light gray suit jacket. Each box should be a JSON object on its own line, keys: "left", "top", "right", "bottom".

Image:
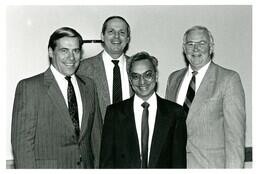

{"left": 11, "top": 68, "right": 102, "bottom": 168}
{"left": 165, "top": 62, "right": 246, "bottom": 168}
{"left": 77, "top": 51, "right": 133, "bottom": 121}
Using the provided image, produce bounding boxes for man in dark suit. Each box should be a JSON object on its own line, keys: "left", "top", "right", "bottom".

{"left": 165, "top": 26, "right": 246, "bottom": 168}
{"left": 100, "top": 52, "right": 187, "bottom": 168}
{"left": 77, "top": 16, "right": 133, "bottom": 121}
{"left": 11, "top": 27, "right": 102, "bottom": 168}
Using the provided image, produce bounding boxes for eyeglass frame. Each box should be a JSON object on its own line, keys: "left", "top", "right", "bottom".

{"left": 129, "top": 70, "right": 156, "bottom": 82}
{"left": 183, "top": 40, "right": 211, "bottom": 50}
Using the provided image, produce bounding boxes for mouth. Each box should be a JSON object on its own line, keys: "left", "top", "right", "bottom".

{"left": 139, "top": 86, "right": 148, "bottom": 91}
{"left": 192, "top": 54, "right": 201, "bottom": 58}
{"left": 111, "top": 40, "right": 122, "bottom": 44}
{"left": 65, "top": 63, "right": 76, "bottom": 67}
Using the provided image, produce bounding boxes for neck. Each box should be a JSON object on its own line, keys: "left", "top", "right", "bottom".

{"left": 105, "top": 50, "right": 123, "bottom": 59}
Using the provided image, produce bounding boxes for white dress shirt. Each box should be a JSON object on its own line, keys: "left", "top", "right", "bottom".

{"left": 176, "top": 61, "right": 211, "bottom": 105}
{"left": 50, "top": 65, "right": 83, "bottom": 128}
{"left": 133, "top": 93, "right": 157, "bottom": 161}
{"left": 102, "top": 50, "right": 130, "bottom": 104}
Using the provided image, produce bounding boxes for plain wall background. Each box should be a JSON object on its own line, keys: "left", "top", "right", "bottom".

{"left": 6, "top": 5, "right": 252, "bottom": 161}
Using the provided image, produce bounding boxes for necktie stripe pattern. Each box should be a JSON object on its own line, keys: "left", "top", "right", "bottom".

{"left": 141, "top": 102, "right": 150, "bottom": 168}
{"left": 65, "top": 76, "right": 80, "bottom": 137}
{"left": 183, "top": 71, "right": 197, "bottom": 115}
{"left": 112, "top": 60, "right": 122, "bottom": 103}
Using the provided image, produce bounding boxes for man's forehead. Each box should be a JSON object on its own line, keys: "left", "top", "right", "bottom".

{"left": 187, "top": 30, "right": 209, "bottom": 40}
{"left": 131, "top": 60, "right": 154, "bottom": 72}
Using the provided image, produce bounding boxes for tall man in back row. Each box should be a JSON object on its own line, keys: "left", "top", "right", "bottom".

{"left": 165, "top": 25, "right": 246, "bottom": 168}
{"left": 77, "top": 16, "right": 133, "bottom": 121}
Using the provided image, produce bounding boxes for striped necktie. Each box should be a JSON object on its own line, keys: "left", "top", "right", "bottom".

{"left": 183, "top": 71, "right": 198, "bottom": 115}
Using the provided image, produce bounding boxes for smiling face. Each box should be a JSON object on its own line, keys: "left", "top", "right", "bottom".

{"left": 49, "top": 36, "right": 81, "bottom": 76}
{"left": 101, "top": 18, "right": 130, "bottom": 59}
{"left": 183, "top": 29, "right": 213, "bottom": 71}
{"left": 129, "top": 59, "right": 158, "bottom": 101}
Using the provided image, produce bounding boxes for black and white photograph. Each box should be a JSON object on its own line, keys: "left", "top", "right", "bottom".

{"left": 1, "top": 0, "right": 254, "bottom": 172}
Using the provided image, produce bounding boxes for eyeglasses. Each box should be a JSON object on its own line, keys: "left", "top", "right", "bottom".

{"left": 130, "top": 70, "right": 155, "bottom": 82}
{"left": 184, "top": 41, "right": 209, "bottom": 50}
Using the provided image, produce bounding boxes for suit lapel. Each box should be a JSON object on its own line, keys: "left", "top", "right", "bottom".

{"left": 187, "top": 62, "right": 217, "bottom": 123}
{"left": 121, "top": 96, "right": 141, "bottom": 166}
{"left": 173, "top": 69, "right": 187, "bottom": 101}
{"left": 125, "top": 55, "right": 134, "bottom": 97}
{"left": 95, "top": 52, "right": 111, "bottom": 106}
{"left": 75, "top": 75, "right": 88, "bottom": 142}
{"left": 44, "top": 68, "right": 74, "bottom": 131}
{"left": 148, "top": 96, "right": 172, "bottom": 168}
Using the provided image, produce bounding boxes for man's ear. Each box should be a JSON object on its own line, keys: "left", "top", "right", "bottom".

{"left": 209, "top": 43, "right": 214, "bottom": 55}
{"left": 101, "top": 33, "right": 104, "bottom": 43}
{"left": 182, "top": 43, "right": 186, "bottom": 54}
{"left": 48, "top": 47, "right": 53, "bottom": 58}
{"left": 155, "top": 71, "right": 159, "bottom": 82}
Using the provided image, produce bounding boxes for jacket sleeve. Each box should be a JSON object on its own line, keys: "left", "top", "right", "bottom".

{"left": 223, "top": 72, "right": 246, "bottom": 168}
{"left": 91, "top": 84, "right": 103, "bottom": 168}
{"left": 171, "top": 108, "right": 187, "bottom": 168}
{"left": 99, "top": 106, "right": 115, "bottom": 168}
{"left": 11, "top": 80, "right": 37, "bottom": 168}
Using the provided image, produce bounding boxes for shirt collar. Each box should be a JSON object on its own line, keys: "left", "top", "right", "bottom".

{"left": 134, "top": 92, "right": 157, "bottom": 107}
{"left": 103, "top": 50, "right": 125, "bottom": 64}
{"left": 50, "top": 65, "right": 75, "bottom": 80}
{"left": 188, "top": 60, "right": 211, "bottom": 76}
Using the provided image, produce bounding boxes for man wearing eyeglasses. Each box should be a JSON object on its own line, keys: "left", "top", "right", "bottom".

{"left": 100, "top": 51, "right": 187, "bottom": 168}
{"left": 165, "top": 26, "right": 246, "bottom": 168}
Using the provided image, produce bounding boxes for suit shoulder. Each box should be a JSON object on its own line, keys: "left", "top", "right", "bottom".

{"left": 167, "top": 67, "right": 187, "bottom": 81}
{"left": 159, "top": 96, "right": 183, "bottom": 109}
{"left": 158, "top": 96, "right": 185, "bottom": 118}
{"left": 17, "top": 72, "right": 44, "bottom": 86}
{"left": 169, "top": 67, "right": 186, "bottom": 76}
{"left": 214, "top": 63, "right": 238, "bottom": 75}
{"left": 80, "top": 52, "right": 102, "bottom": 66}
{"left": 77, "top": 75, "right": 96, "bottom": 87}
{"left": 106, "top": 97, "right": 132, "bottom": 111}
{"left": 213, "top": 63, "right": 242, "bottom": 83}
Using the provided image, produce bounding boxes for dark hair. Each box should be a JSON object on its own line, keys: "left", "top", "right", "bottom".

{"left": 48, "top": 27, "right": 83, "bottom": 50}
{"left": 128, "top": 51, "right": 158, "bottom": 74}
{"left": 101, "top": 16, "right": 130, "bottom": 38}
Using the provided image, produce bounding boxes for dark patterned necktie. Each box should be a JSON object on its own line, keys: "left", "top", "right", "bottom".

{"left": 183, "top": 71, "right": 198, "bottom": 115}
{"left": 112, "top": 60, "right": 122, "bottom": 103}
{"left": 141, "top": 102, "right": 150, "bottom": 168}
{"left": 65, "top": 76, "right": 80, "bottom": 137}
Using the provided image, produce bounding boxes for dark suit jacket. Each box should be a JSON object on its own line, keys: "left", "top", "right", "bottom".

{"left": 77, "top": 51, "right": 133, "bottom": 121}
{"left": 165, "top": 62, "right": 246, "bottom": 168}
{"left": 100, "top": 95, "right": 187, "bottom": 168}
{"left": 11, "top": 68, "right": 102, "bottom": 168}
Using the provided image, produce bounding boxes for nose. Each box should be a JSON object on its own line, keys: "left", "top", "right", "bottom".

{"left": 193, "top": 43, "right": 199, "bottom": 51}
{"left": 69, "top": 51, "right": 75, "bottom": 60}
{"left": 138, "top": 75, "right": 145, "bottom": 85}
{"left": 114, "top": 31, "right": 120, "bottom": 39}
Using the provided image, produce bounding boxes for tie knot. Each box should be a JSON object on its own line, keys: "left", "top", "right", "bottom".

{"left": 65, "top": 76, "right": 71, "bottom": 82}
{"left": 141, "top": 102, "right": 150, "bottom": 109}
{"left": 112, "top": 60, "right": 119, "bottom": 66}
{"left": 192, "top": 71, "right": 198, "bottom": 76}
